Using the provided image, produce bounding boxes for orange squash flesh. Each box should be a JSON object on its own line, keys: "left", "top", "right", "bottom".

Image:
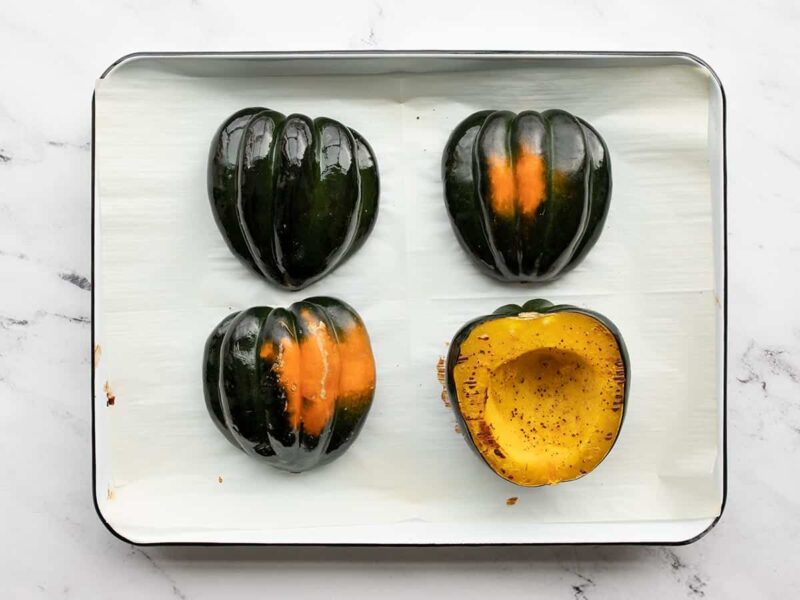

{"left": 259, "top": 316, "right": 376, "bottom": 438}
{"left": 452, "top": 311, "right": 626, "bottom": 486}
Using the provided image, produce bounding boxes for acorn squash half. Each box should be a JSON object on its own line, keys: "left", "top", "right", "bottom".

{"left": 208, "top": 108, "right": 379, "bottom": 290}
{"left": 442, "top": 109, "right": 611, "bottom": 282}
{"left": 203, "top": 297, "right": 376, "bottom": 473}
{"left": 444, "top": 299, "right": 629, "bottom": 487}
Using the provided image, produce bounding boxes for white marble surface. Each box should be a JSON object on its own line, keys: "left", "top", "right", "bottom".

{"left": 0, "top": 0, "right": 798, "bottom": 597}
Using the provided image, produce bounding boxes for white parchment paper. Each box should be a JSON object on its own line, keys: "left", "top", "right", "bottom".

{"left": 94, "top": 55, "right": 723, "bottom": 544}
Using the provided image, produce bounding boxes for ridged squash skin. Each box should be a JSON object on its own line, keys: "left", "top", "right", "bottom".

{"left": 203, "top": 297, "right": 376, "bottom": 473}
{"left": 442, "top": 110, "right": 611, "bottom": 282}
{"left": 209, "top": 108, "right": 379, "bottom": 290}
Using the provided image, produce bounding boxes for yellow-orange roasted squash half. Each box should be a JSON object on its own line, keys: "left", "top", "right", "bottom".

{"left": 444, "top": 299, "right": 629, "bottom": 487}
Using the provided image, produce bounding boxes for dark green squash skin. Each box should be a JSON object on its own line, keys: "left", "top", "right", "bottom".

{"left": 208, "top": 107, "right": 265, "bottom": 275}
{"left": 442, "top": 110, "right": 612, "bottom": 282}
{"left": 203, "top": 297, "right": 376, "bottom": 473}
{"left": 208, "top": 109, "right": 380, "bottom": 290}
{"left": 202, "top": 311, "right": 240, "bottom": 448}
{"left": 444, "top": 299, "right": 630, "bottom": 484}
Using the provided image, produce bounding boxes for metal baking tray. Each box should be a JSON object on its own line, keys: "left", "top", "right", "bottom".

{"left": 92, "top": 51, "right": 726, "bottom": 546}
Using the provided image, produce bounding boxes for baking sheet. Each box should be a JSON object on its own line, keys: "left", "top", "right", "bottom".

{"left": 93, "top": 53, "right": 724, "bottom": 544}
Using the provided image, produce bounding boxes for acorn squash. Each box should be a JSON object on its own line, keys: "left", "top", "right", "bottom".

{"left": 208, "top": 108, "right": 379, "bottom": 290}
{"left": 442, "top": 109, "right": 611, "bottom": 282}
{"left": 203, "top": 297, "right": 376, "bottom": 472}
{"left": 444, "top": 299, "right": 628, "bottom": 486}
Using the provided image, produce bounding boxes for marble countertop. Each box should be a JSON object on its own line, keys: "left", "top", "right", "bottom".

{"left": 1, "top": 0, "right": 798, "bottom": 597}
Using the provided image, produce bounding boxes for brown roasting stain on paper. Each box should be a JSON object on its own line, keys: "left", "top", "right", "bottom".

{"left": 437, "top": 356, "right": 451, "bottom": 407}
{"left": 104, "top": 381, "right": 116, "bottom": 407}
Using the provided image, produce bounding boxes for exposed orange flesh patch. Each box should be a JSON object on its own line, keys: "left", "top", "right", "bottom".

{"left": 487, "top": 156, "right": 516, "bottom": 217}
{"left": 337, "top": 324, "right": 376, "bottom": 402}
{"left": 271, "top": 336, "right": 302, "bottom": 430}
{"left": 261, "top": 312, "right": 375, "bottom": 437}
{"left": 515, "top": 149, "right": 546, "bottom": 216}
{"left": 487, "top": 149, "right": 546, "bottom": 217}
{"left": 297, "top": 312, "right": 341, "bottom": 436}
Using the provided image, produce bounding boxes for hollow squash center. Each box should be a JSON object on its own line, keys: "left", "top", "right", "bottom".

{"left": 452, "top": 311, "right": 625, "bottom": 486}
{"left": 485, "top": 348, "right": 594, "bottom": 464}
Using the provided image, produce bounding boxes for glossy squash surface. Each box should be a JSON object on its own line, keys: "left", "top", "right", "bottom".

{"left": 209, "top": 108, "right": 379, "bottom": 290}
{"left": 203, "top": 297, "right": 376, "bottom": 472}
{"left": 442, "top": 110, "right": 611, "bottom": 282}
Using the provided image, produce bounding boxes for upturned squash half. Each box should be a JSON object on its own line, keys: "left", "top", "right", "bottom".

{"left": 444, "top": 299, "right": 628, "bottom": 486}
{"left": 442, "top": 109, "right": 611, "bottom": 282}
{"left": 203, "top": 297, "right": 376, "bottom": 473}
{"left": 208, "top": 108, "right": 379, "bottom": 290}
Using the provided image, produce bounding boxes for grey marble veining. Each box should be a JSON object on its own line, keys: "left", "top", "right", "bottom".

{"left": 1, "top": 0, "right": 799, "bottom": 597}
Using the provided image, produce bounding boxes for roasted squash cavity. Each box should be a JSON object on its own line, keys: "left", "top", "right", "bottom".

{"left": 445, "top": 299, "right": 628, "bottom": 487}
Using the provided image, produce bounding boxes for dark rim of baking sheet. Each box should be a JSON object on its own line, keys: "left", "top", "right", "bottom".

{"left": 90, "top": 50, "right": 727, "bottom": 548}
